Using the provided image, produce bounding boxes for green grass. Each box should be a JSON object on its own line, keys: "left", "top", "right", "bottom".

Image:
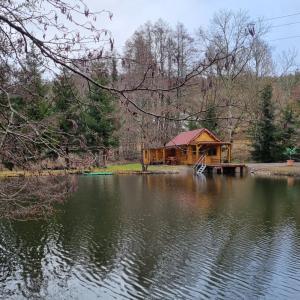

{"left": 2, "top": 163, "right": 299, "bottom": 178}
{"left": 93, "top": 163, "right": 181, "bottom": 173}
{"left": 0, "top": 163, "right": 182, "bottom": 178}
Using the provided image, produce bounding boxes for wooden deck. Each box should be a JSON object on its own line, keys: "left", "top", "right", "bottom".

{"left": 205, "top": 163, "right": 247, "bottom": 174}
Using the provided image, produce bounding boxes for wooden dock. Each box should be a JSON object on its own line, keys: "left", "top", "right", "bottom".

{"left": 205, "top": 163, "right": 247, "bottom": 175}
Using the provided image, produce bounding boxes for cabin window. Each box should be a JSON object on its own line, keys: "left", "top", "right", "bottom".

{"left": 182, "top": 148, "right": 187, "bottom": 155}
{"left": 208, "top": 147, "right": 217, "bottom": 156}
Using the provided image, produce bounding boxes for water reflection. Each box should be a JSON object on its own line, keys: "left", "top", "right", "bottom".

{"left": 0, "top": 175, "right": 300, "bottom": 299}
{"left": 0, "top": 175, "right": 78, "bottom": 219}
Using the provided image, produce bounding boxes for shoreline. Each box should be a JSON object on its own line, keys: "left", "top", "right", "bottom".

{"left": 246, "top": 163, "right": 300, "bottom": 178}
{"left": 0, "top": 164, "right": 183, "bottom": 178}
{"left": 0, "top": 163, "right": 299, "bottom": 178}
{"left": 0, "top": 170, "right": 180, "bottom": 178}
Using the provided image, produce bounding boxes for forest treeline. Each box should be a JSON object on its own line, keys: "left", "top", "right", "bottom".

{"left": 1, "top": 3, "right": 299, "bottom": 170}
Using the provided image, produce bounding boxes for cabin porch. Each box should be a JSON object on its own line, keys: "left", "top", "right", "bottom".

{"left": 143, "top": 143, "right": 232, "bottom": 166}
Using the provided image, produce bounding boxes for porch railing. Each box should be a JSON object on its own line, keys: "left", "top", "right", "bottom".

{"left": 193, "top": 153, "right": 206, "bottom": 175}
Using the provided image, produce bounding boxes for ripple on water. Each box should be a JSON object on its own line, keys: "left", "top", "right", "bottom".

{"left": 1, "top": 175, "right": 300, "bottom": 299}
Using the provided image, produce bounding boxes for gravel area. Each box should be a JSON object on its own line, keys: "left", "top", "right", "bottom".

{"left": 247, "top": 163, "right": 300, "bottom": 177}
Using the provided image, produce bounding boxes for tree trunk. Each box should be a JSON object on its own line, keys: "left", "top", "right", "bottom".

{"left": 65, "top": 146, "right": 70, "bottom": 169}
{"left": 102, "top": 149, "right": 107, "bottom": 168}
{"left": 95, "top": 150, "right": 101, "bottom": 168}
{"left": 140, "top": 143, "right": 148, "bottom": 172}
{"left": 141, "top": 160, "right": 148, "bottom": 172}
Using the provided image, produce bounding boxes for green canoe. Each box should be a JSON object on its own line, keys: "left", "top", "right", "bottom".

{"left": 83, "top": 172, "right": 113, "bottom": 176}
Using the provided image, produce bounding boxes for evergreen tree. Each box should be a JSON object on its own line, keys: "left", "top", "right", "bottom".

{"left": 280, "top": 106, "right": 297, "bottom": 148}
{"left": 187, "top": 119, "right": 201, "bottom": 130}
{"left": 277, "top": 105, "right": 299, "bottom": 161}
{"left": 202, "top": 104, "right": 218, "bottom": 133}
{"left": 83, "top": 81, "right": 118, "bottom": 148}
{"left": 53, "top": 73, "right": 76, "bottom": 112}
{"left": 52, "top": 70, "right": 80, "bottom": 165}
{"left": 17, "top": 45, "right": 50, "bottom": 121}
{"left": 251, "top": 85, "right": 281, "bottom": 162}
{"left": 187, "top": 103, "right": 218, "bottom": 132}
{"left": 111, "top": 55, "right": 118, "bottom": 82}
{"left": 52, "top": 67, "right": 119, "bottom": 167}
{"left": 5, "top": 45, "right": 54, "bottom": 166}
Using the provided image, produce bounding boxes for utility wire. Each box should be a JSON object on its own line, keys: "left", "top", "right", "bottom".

{"left": 257, "top": 13, "right": 300, "bottom": 42}
{"left": 265, "top": 12, "right": 300, "bottom": 21}
{"left": 269, "top": 35, "right": 300, "bottom": 42}
{"left": 270, "top": 21, "right": 300, "bottom": 28}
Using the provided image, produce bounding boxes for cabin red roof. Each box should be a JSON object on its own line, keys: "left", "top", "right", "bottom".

{"left": 165, "top": 128, "right": 220, "bottom": 147}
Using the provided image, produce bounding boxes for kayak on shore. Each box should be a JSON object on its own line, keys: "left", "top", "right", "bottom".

{"left": 83, "top": 172, "right": 113, "bottom": 176}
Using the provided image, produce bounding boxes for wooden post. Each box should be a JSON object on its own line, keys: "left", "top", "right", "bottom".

{"left": 143, "top": 149, "right": 148, "bottom": 165}
{"left": 188, "top": 145, "right": 192, "bottom": 164}
{"left": 196, "top": 145, "right": 199, "bottom": 161}
{"left": 163, "top": 148, "right": 166, "bottom": 164}
{"left": 227, "top": 144, "right": 232, "bottom": 163}
{"left": 148, "top": 149, "right": 151, "bottom": 164}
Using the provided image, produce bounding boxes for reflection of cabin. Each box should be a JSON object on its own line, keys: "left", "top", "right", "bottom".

{"left": 143, "top": 128, "right": 232, "bottom": 165}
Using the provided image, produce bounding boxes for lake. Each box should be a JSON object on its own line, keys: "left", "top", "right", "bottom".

{"left": 1, "top": 173, "right": 300, "bottom": 299}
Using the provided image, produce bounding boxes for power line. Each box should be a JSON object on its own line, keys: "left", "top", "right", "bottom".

{"left": 270, "top": 21, "right": 300, "bottom": 28}
{"left": 259, "top": 13, "right": 300, "bottom": 43}
{"left": 269, "top": 34, "right": 300, "bottom": 42}
{"left": 265, "top": 12, "right": 300, "bottom": 21}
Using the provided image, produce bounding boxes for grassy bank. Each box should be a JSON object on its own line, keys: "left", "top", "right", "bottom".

{"left": 0, "top": 163, "right": 183, "bottom": 178}
{"left": 0, "top": 169, "right": 82, "bottom": 178}
{"left": 2, "top": 162, "right": 299, "bottom": 178}
{"left": 92, "top": 163, "right": 182, "bottom": 174}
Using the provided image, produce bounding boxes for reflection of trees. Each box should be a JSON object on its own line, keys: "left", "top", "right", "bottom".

{"left": 112, "top": 175, "right": 300, "bottom": 298}
{"left": 192, "top": 176, "right": 300, "bottom": 298}
{"left": 0, "top": 176, "right": 121, "bottom": 299}
{"left": 0, "top": 175, "right": 78, "bottom": 220}
{"left": 136, "top": 174, "right": 237, "bottom": 213}
{"left": 1, "top": 175, "right": 300, "bottom": 298}
{"left": 0, "top": 219, "right": 52, "bottom": 298}
{"left": 50, "top": 177, "right": 122, "bottom": 290}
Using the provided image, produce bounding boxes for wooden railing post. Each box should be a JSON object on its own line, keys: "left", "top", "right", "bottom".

{"left": 228, "top": 144, "right": 232, "bottom": 163}
{"left": 188, "top": 145, "right": 192, "bottom": 164}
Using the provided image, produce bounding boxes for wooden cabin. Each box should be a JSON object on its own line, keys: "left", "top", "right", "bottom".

{"left": 143, "top": 128, "right": 232, "bottom": 166}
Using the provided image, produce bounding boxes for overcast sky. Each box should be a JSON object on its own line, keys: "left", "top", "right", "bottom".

{"left": 87, "top": 0, "right": 300, "bottom": 66}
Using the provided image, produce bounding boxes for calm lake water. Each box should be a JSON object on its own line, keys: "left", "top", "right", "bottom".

{"left": 1, "top": 173, "right": 300, "bottom": 299}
